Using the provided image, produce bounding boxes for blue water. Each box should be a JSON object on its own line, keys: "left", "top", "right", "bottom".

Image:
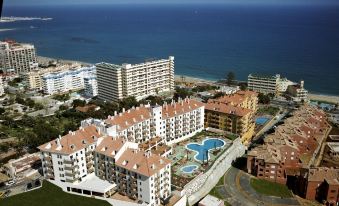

{"left": 181, "top": 165, "right": 198, "bottom": 174}
{"left": 187, "top": 138, "right": 225, "bottom": 161}
{"left": 255, "top": 117, "right": 270, "bottom": 125}
{"left": 1, "top": 4, "right": 339, "bottom": 95}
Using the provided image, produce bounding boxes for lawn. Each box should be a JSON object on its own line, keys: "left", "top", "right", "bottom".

{"left": 250, "top": 178, "right": 293, "bottom": 198}
{"left": 1, "top": 181, "right": 111, "bottom": 206}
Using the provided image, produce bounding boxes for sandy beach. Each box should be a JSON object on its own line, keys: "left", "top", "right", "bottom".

{"left": 308, "top": 93, "right": 339, "bottom": 104}
{"left": 37, "top": 56, "right": 339, "bottom": 105}
{"left": 174, "top": 75, "right": 215, "bottom": 84}
{"left": 175, "top": 74, "right": 339, "bottom": 104}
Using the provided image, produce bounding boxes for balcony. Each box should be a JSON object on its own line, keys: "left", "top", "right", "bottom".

{"left": 45, "top": 174, "right": 54, "bottom": 179}
{"left": 63, "top": 159, "right": 74, "bottom": 165}
{"left": 119, "top": 173, "right": 126, "bottom": 178}
{"left": 44, "top": 156, "right": 52, "bottom": 161}
{"left": 44, "top": 161, "right": 52, "bottom": 167}
{"left": 86, "top": 161, "right": 94, "bottom": 167}
{"left": 88, "top": 167, "right": 94, "bottom": 173}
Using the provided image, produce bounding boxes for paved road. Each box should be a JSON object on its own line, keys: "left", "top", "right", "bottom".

{"left": 220, "top": 167, "right": 300, "bottom": 206}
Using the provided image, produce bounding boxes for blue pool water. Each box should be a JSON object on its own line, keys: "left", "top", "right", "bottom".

{"left": 181, "top": 165, "right": 199, "bottom": 174}
{"left": 256, "top": 117, "right": 270, "bottom": 125}
{"left": 186, "top": 138, "right": 225, "bottom": 162}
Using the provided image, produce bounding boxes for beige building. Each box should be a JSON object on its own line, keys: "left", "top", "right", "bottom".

{"left": 96, "top": 56, "right": 174, "bottom": 102}
{"left": 0, "top": 40, "right": 38, "bottom": 74}
{"left": 204, "top": 90, "right": 258, "bottom": 144}
{"left": 248, "top": 74, "right": 280, "bottom": 95}
{"left": 23, "top": 63, "right": 81, "bottom": 90}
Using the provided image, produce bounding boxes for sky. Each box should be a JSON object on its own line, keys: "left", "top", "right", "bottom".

{"left": 4, "top": 0, "right": 339, "bottom": 6}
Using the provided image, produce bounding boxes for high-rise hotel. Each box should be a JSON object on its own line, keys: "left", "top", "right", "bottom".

{"left": 0, "top": 40, "right": 38, "bottom": 74}
{"left": 96, "top": 56, "right": 174, "bottom": 102}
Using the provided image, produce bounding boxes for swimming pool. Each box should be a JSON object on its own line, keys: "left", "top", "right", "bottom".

{"left": 186, "top": 138, "right": 225, "bottom": 162}
{"left": 181, "top": 165, "right": 199, "bottom": 174}
{"left": 256, "top": 117, "right": 270, "bottom": 125}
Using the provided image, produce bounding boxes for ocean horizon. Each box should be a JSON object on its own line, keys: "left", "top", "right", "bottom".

{"left": 1, "top": 4, "right": 339, "bottom": 95}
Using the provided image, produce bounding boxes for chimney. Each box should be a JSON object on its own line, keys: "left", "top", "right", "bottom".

{"left": 122, "top": 108, "right": 125, "bottom": 113}
{"left": 114, "top": 111, "right": 117, "bottom": 116}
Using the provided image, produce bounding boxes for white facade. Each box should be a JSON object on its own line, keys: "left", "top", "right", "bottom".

{"left": 38, "top": 98, "right": 204, "bottom": 205}
{"left": 277, "top": 78, "right": 296, "bottom": 93}
{"left": 84, "top": 76, "right": 98, "bottom": 97}
{"left": 96, "top": 56, "right": 174, "bottom": 102}
{"left": 0, "top": 76, "right": 4, "bottom": 96}
{"left": 248, "top": 74, "right": 280, "bottom": 95}
{"left": 39, "top": 125, "right": 171, "bottom": 206}
{"left": 0, "top": 41, "right": 38, "bottom": 74}
{"left": 42, "top": 66, "right": 96, "bottom": 95}
{"left": 82, "top": 98, "right": 205, "bottom": 145}
{"left": 24, "top": 63, "right": 82, "bottom": 90}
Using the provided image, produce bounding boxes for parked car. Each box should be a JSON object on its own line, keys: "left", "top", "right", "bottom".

{"left": 5, "top": 180, "right": 15, "bottom": 186}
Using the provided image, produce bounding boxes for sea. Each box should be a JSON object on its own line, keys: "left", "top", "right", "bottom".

{"left": 1, "top": 4, "right": 339, "bottom": 95}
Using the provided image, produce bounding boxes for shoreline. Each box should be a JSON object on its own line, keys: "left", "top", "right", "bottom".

{"left": 37, "top": 56, "right": 339, "bottom": 104}
{"left": 174, "top": 74, "right": 339, "bottom": 104}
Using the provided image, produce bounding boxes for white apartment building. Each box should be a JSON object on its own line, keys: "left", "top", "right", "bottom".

{"left": 277, "top": 77, "right": 296, "bottom": 94}
{"left": 42, "top": 66, "right": 96, "bottom": 95}
{"left": 84, "top": 76, "right": 98, "bottom": 97}
{"left": 0, "top": 75, "right": 4, "bottom": 96}
{"left": 0, "top": 40, "right": 38, "bottom": 74}
{"left": 248, "top": 74, "right": 281, "bottom": 95}
{"left": 38, "top": 97, "right": 204, "bottom": 205}
{"left": 96, "top": 56, "right": 174, "bottom": 102}
{"left": 82, "top": 98, "right": 205, "bottom": 145}
{"left": 23, "top": 63, "right": 82, "bottom": 90}
{"left": 95, "top": 137, "right": 171, "bottom": 205}
{"left": 38, "top": 125, "right": 171, "bottom": 205}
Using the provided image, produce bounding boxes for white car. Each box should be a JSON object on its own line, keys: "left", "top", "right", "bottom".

{"left": 5, "top": 180, "right": 15, "bottom": 186}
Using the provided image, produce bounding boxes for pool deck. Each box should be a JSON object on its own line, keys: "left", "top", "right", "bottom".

{"left": 170, "top": 136, "right": 231, "bottom": 179}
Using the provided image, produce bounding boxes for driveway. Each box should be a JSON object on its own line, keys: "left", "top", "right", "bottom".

{"left": 219, "top": 167, "right": 300, "bottom": 206}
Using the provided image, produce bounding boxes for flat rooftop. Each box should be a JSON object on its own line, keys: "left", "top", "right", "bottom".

{"left": 199, "top": 194, "right": 224, "bottom": 206}
{"left": 71, "top": 173, "right": 116, "bottom": 193}
{"left": 96, "top": 62, "right": 122, "bottom": 70}
{"left": 327, "top": 142, "right": 339, "bottom": 153}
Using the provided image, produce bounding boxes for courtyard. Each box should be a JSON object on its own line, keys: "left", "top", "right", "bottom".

{"left": 169, "top": 130, "right": 232, "bottom": 189}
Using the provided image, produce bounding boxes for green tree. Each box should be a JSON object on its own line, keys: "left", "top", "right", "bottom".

{"left": 226, "top": 71, "right": 235, "bottom": 86}
{"left": 173, "top": 87, "right": 192, "bottom": 101}
{"left": 258, "top": 93, "right": 271, "bottom": 104}
{"left": 72, "top": 99, "right": 86, "bottom": 108}
{"left": 239, "top": 83, "right": 247, "bottom": 91}
{"left": 119, "top": 96, "right": 138, "bottom": 111}
{"left": 0, "top": 107, "right": 5, "bottom": 115}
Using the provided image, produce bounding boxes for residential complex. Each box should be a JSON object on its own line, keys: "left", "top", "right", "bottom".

{"left": 42, "top": 65, "right": 96, "bottom": 95}
{"left": 295, "top": 167, "right": 339, "bottom": 205}
{"left": 248, "top": 74, "right": 280, "bottom": 95}
{"left": 247, "top": 105, "right": 331, "bottom": 184}
{"left": 23, "top": 63, "right": 82, "bottom": 90}
{"left": 37, "top": 98, "right": 204, "bottom": 205}
{"left": 82, "top": 98, "right": 205, "bottom": 145}
{"left": 0, "top": 40, "right": 38, "bottom": 74}
{"left": 84, "top": 76, "right": 98, "bottom": 97}
{"left": 204, "top": 90, "right": 258, "bottom": 144}
{"left": 96, "top": 56, "right": 174, "bottom": 102}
